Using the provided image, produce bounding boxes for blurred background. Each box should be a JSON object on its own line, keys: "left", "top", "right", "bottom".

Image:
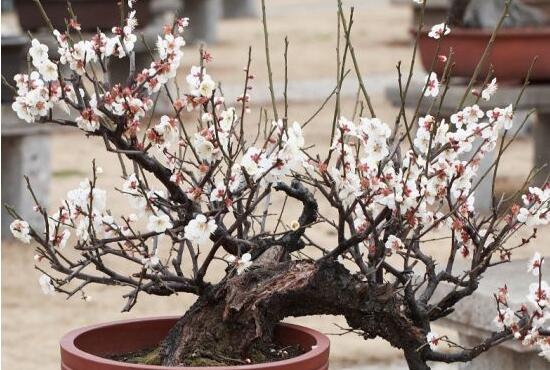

{"left": 2, "top": 0, "right": 550, "bottom": 369}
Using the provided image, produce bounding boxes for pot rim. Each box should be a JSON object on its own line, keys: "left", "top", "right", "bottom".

{"left": 412, "top": 26, "right": 550, "bottom": 37}
{"left": 60, "top": 316, "right": 330, "bottom": 370}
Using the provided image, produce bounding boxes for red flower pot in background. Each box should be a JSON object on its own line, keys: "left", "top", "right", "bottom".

{"left": 416, "top": 27, "right": 550, "bottom": 82}
{"left": 60, "top": 317, "right": 330, "bottom": 370}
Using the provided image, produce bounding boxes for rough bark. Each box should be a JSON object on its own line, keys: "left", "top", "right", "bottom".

{"left": 158, "top": 259, "right": 429, "bottom": 367}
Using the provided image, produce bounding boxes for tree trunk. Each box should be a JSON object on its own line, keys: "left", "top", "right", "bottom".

{"left": 405, "top": 349, "right": 432, "bottom": 370}
{"left": 157, "top": 259, "right": 429, "bottom": 367}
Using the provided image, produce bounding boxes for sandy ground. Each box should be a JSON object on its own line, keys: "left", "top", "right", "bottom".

{"left": 2, "top": 1, "right": 549, "bottom": 369}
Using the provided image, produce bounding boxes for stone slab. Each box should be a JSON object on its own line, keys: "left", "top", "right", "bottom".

{"left": 1, "top": 133, "right": 51, "bottom": 238}
{"left": 222, "top": 0, "right": 258, "bottom": 19}
{"left": 184, "top": 0, "right": 221, "bottom": 44}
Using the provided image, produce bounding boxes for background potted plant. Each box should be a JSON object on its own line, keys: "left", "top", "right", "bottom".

{"left": 416, "top": 0, "right": 550, "bottom": 81}
{"left": 3, "top": 1, "right": 550, "bottom": 369}
{"left": 1, "top": 35, "right": 28, "bottom": 103}
{"left": 15, "top": 0, "right": 151, "bottom": 31}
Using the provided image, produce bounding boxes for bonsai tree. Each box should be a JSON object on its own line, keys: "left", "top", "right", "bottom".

{"left": 4, "top": 0, "right": 550, "bottom": 369}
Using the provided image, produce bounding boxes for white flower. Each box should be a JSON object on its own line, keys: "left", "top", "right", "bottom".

{"left": 201, "top": 112, "right": 213, "bottom": 123}
{"left": 122, "top": 173, "right": 140, "bottom": 195}
{"left": 462, "top": 105, "right": 484, "bottom": 125}
{"left": 184, "top": 214, "right": 217, "bottom": 246}
{"left": 528, "top": 281, "right": 550, "bottom": 308}
{"left": 66, "top": 179, "right": 107, "bottom": 213}
{"left": 241, "top": 147, "right": 262, "bottom": 176}
{"left": 424, "top": 72, "right": 439, "bottom": 97}
{"left": 147, "top": 214, "right": 173, "bottom": 233}
{"left": 487, "top": 104, "right": 514, "bottom": 130}
{"left": 29, "top": 39, "right": 49, "bottom": 67}
{"left": 52, "top": 229, "right": 71, "bottom": 250}
{"left": 39, "top": 274, "right": 55, "bottom": 295}
{"left": 186, "top": 66, "right": 203, "bottom": 89}
{"left": 428, "top": 23, "right": 450, "bottom": 39}
{"left": 385, "top": 235, "right": 404, "bottom": 252}
{"left": 450, "top": 111, "right": 465, "bottom": 129}
{"left": 282, "top": 121, "right": 305, "bottom": 156}
{"left": 142, "top": 255, "right": 160, "bottom": 270}
{"left": 426, "top": 332, "right": 441, "bottom": 350}
{"left": 290, "top": 220, "right": 300, "bottom": 231}
{"left": 210, "top": 181, "right": 227, "bottom": 202}
{"left": 75, "top": 109, "right": 100, "bottom": 132}
{"left": 539, "top": 341, "right": 550, "bottom": 361}
{"left": 226, "top": 253, "right": 252, "bottom": 275}
{"left": 10, "top": 219, "right": 31, "bottom": 243}
{"left": 199, "top": 76, "right": 216, "bottom": 97}
{"left": 149, "top": 115, "right": 179, "bottom": 149}
{"left": 494, "top": 307, "right": 516, "bottom": 329}
{"left": 482, "top": 78, "right": 498, "bottom": 101}
{"left": 194, "top": 134, "right": 216, "bottom": 163}
{"left": 219, "top": 108, "right": 236, "bottom": 131}
{"left": 37, "top": 60, "right": 58, "bottom": 82}
{"left": 528, "top": 252, "right": 544, "bottom": 276}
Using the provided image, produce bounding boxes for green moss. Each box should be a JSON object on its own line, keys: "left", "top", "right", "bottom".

{"left": 247, "top": 345, "right": 268, "bottom": 363}
{"left": 126, "top": 347, "right": 162, "bottom": 365}
{"left": 184, "top": 357, "right": 226, "bottom": 366}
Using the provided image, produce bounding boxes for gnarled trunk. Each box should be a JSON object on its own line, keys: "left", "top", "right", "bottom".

{"left": 157, "top": 259, "right": 429, "bottom": 368}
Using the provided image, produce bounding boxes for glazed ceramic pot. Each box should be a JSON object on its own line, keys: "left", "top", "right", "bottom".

{"left": 60, "top": 317, "right": 330, "bottom": 370}
{"left": 416, "top": 27, "right": 550, "bottom": 81}
{"left": 15, "top": 0, "right": 151, "bottom": 32}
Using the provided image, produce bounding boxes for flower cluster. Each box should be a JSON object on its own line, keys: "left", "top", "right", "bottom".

{"left": 488, "top": 252, "right": 550, "bottom": 361}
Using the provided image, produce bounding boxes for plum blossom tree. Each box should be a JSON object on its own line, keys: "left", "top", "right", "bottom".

{"left": 3, "top": 0, "right": 550, "bottom": 369}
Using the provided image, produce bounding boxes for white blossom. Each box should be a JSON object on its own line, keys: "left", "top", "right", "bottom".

{"left": 385, "top": 235, "right": 404, "bottom": 252}
{"left": 29, "top": 39, "right": 49, "bottom": 66}
{"left": 210, "top": 181, "right": 227, "bottom": 202}
{"left": 39, "top": 274, "right": 55, "bottom": 295}
{"left": 37, "top": 60, "right": 58, "bottom": 82}
{"left": 199, "top": 76, "right": 216, "bottom": 97}
{"left": 428, "top": 23, "right": 450, "bottom": 39}
{"left": 528, "top": 252, "right": 544, "bottom": 276}
{"left": 10, "top": 220, "right": 31, "bottom": 243}
{"left": 482, "top": 78, "right": 498, "bottom": 101}
{"left": 424, "top": 72, "right": 439, "bottom": 97}
{"left": 528, "top": 281, "right": 550, "bottom": 308}
{"left": 184, "top": 214, "right": 217, "bottom": 246}
{"left": 147, "top": 214, "right": 173, "bottom": 233}
{"left": 226, "top": 253, "right": 252, "bottom": 275}
{"left": 142, "top": 255, "right": 160, "bottom": 270}
{"left": 426, "top": 332, "right": 441, "bottom": 350}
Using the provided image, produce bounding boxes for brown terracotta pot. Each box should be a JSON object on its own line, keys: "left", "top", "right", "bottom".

{"left": 60, "top": 317, "right": 330, "bottom": 370}
{"left": 416, "top": 27, "right": 550, "bottom": 82}
{"left": 15, "top": 0, "right": 151, "bottom": 32}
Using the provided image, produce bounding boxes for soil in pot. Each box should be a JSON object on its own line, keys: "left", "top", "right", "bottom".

{"left": 106, "top": 341, "right": 306, "bottom": 366}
